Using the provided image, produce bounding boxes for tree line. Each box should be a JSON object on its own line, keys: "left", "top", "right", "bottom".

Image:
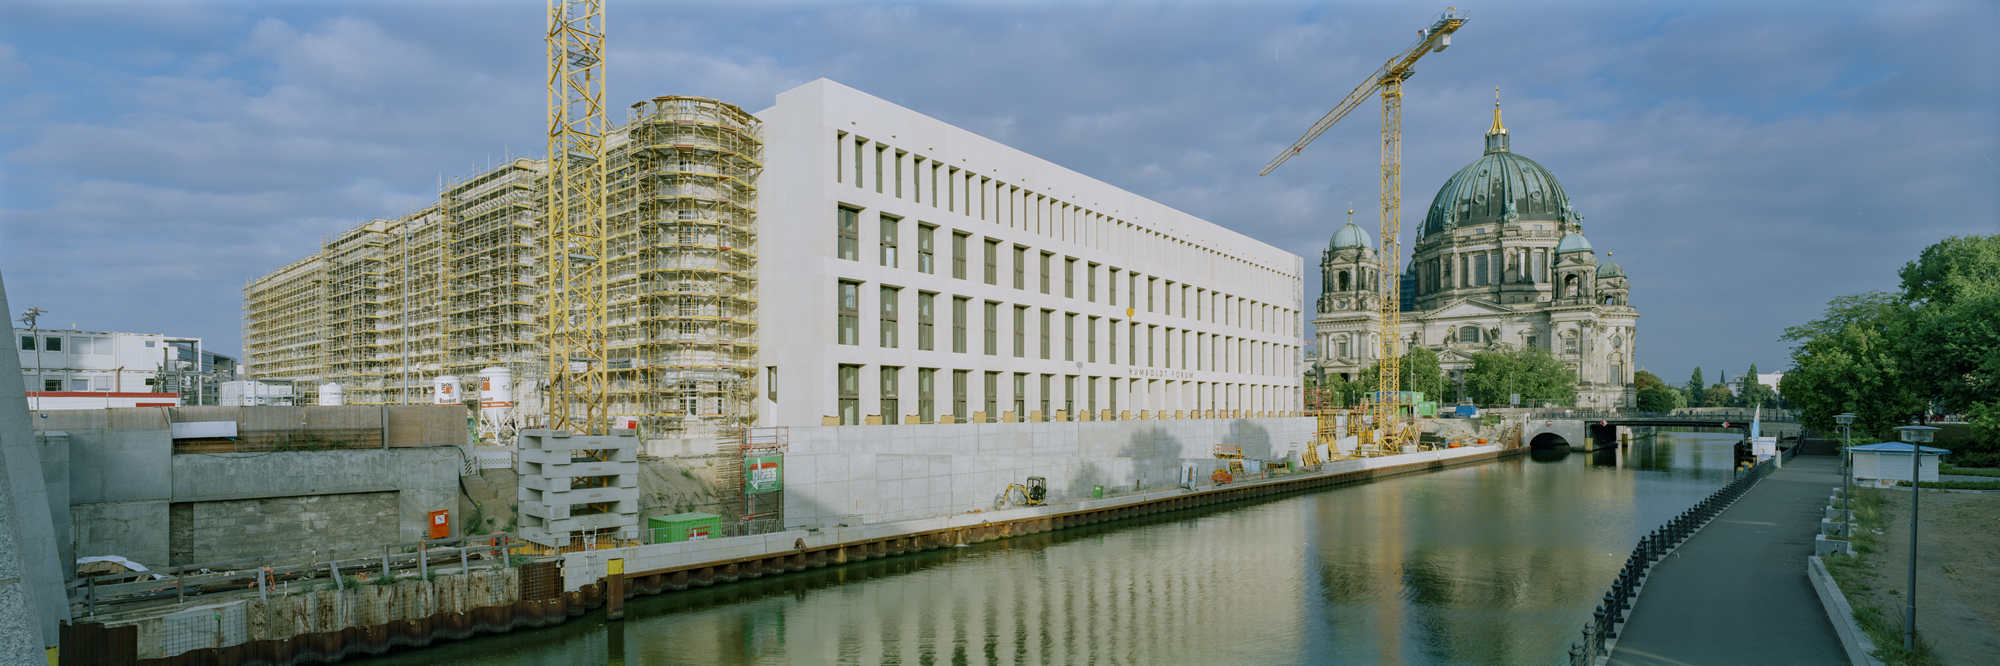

{"left": 1776, "top": 235, "right": 1997, "bottom": 466}
{"left": 1631, "top": 362, "right": 1782, "bottom": 413}
{"left": 1311, "top": 345, "right": 1578, "bottom": 408}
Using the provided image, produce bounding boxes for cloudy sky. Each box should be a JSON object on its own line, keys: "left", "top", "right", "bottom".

{"left": 2, "top": 0, "right": 1994, "bottom": 386}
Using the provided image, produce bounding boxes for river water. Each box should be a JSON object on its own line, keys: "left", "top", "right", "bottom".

{"left": 362, "top": 431, "right": 1741, "bottom": 666}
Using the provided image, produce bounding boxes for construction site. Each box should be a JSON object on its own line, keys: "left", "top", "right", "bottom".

{"left": 242, "top": 98, "right": 763, "bottom": 440}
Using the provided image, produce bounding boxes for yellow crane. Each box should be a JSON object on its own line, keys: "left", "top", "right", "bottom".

{"left": 544, "top": 0, "right": 611, "bottom": 435}
{"left": 1263, "top": 7, "right": 1467, "bottom": 454}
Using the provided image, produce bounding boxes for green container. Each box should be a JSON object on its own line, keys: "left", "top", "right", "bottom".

{"left": 1092, "top": 485, "right": 1105, "bottom": 499}
{"left": 1417, "top": 401, "right": 1438, "bottom": 417}
{"left": 649, "top": 512, "right": 721, "bottom": 543}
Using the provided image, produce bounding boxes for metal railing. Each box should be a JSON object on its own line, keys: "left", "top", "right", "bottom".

{"left": 69, "top": 533, "right": 525, "bottom": 617}
{"left": 1528, "top": 408, "right": 1796, "bottom": 424}
{"left": 1566, "top": 457, "right": 1777, "bottom": 665}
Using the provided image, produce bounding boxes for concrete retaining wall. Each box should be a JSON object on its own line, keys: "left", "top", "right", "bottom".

{"left": 779, "top": 417, "right": 1316, "bottom": 527}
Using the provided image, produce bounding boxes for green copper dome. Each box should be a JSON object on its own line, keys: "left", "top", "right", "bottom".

{"left": 1329, "top": 222, "right": 1374, "bottom": 251}
{"left": 1556, "top": 232, "right": 1593, "bottom": 255}
{"left": 1420, "top": 123, "right": 1577, "bottom": 238}
{"left": 1596, "top": 261, "right": 1623, "bottom": 277}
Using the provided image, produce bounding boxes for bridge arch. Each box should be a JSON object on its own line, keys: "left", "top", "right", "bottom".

{"left": 1529, "top": 432, "right": 1570, "bottom": 449}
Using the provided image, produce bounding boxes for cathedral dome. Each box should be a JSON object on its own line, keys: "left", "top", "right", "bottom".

{"left": 1419, "top": 107, "right": 1576, "bottom": 238}
{"left": 1596, "top": 261, "right": 1624, "bottom": 277}
{"left": 1329, "top": 222, "right": 1374, "bottom": 251}
{"left": 1556, "top": 232, "right": 1593, "bottom": 255}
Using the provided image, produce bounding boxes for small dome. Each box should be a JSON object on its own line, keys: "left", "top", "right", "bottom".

{"left": 1596, "top": 261, "right": 1624, "bottom": 277}
{"left": 1329, "top": 222, "right": 1374, "bottom": 251}
{"left": 1556, "top": 233, "right": 1593, "bottom": 255}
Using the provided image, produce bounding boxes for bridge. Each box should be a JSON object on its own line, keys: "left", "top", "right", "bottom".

{"left": 1520, "top": 409, "right": 1800, "bottom": 451}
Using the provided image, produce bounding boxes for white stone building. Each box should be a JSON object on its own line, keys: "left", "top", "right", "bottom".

{"left": 1311, "top": 105, "right": 1639, "bottom": 409}
{"left": 755, "top": 80, "right": 1307, "bottom": 426}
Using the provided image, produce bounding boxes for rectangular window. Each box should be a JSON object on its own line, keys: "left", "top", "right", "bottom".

{"left": 1064, "top": 313, "right": 1076, "bottom": 361}
{"left": 18, "top": 336, "right": 31, "bottom": 351}
{"left": 1039, "top": 309, "right": 1051, "bottom": 359}
{"left": 879, "top": 215, "right": 899, "bottom": 267}
{"left": 1039, "top": 374, "right": 1052, "bottom": 418}
{"left": 984, "top": 371, "right": 999, "bottom": 417}
{"left": 917, "top": 292, "right": 936, "bottom": 351}
{"left": 947, "top": 167, "right": 958, "bottom": 212}
{"left": 894, "top": 151, "right": 905, "bottom": 198}
{"left": 952, "top": 370, "right": 969, "bottom": 423}
{"left": 1475, "top": 253, "right": 1489, "bottom": 287}
{"left": 1065, "top": 375, "right": 1076, "bottom": 415}
{"left": 918, "top": 368, "right": 936, "bottom": 423}
{"left": 1088, "top": 377, "right": 1098, "bottom": 416}
{"left": 767, "top": 366, "right": 777, "bottom": 401}
{"left": 45, "top": 336, "right": 60, "bottom": 352}
{"left": 879, "top": 286, "right": 900, "bottom": 348}
{"left": 1013, "top": 305, "right": 1027, "bottom": 358}
{"left": 1108, "top": 268, "right": 1119, "bottom": 305}
{"left": 874, "top": 145, "right": 885, "bottom": 194}
{"left": 1064, "top": 258, "right": 1076, "bottom": 298}
{"left": 1163, "top": 281, "right": 1171, "bottom": 316}
{"left": 43, "top": 379, "right": 60, "bottom": 392}
{"left": 952, "top": 232, "right": 969, "bottom": 279}
{"left": 835, "top": 131, "right": 847, "bottom": 184}
{"left": 838, "top": 364, "right": 861, "bottom": 425}
{"left": 1013, "top": 373, "right": 1027, "bottom": 421}
{"left": 917, "top": 225, "right": 936, "bottom": 274}
{"left": 1088, "top": 263, "right": 1099, "bottom": 302}
{"left": 1109, "top": 378, "right": 1119, "bottom": 415}
{"left": 1147, "top": 277, "right": 1156, "bottom": 313}
{"left": 1129, "top": 322, "right": 1138, "bottom": 366}
{"left": 1148, "top": 325, "right": 1156, "bottom": 367}
{"left": 837, "top": 207, "right": 859, "bottom": 261}
{"left": 1087, "top": 316, "right": 1099, "bottom": 362}
{"left": 1108, "top": 322, "right": 1118, "bottom": 364}
{"left": 984, "top": 301, "right": 1000, "bottom": 356}
{"left": 1013, "top": 245, "right": 1027, "bottom": 290}
{"left": 1129, "top": 273, "right": 1138, "bottom": 310}
{"left": 1164, "top": 327, "right": 1173, "bottom": 368}
{"left": 880, "top": 366, "right": 900, "bottom": 423}
{"left": 983, "top": 239, "right": 999, "bottom": 285}
{"left": 953, "top": 297, "right": 969, "bottom": 353}
{"left": 1039, "top": 252, "right": 1052, "bottom": 294}
{"left": 837, "top": 281, "right": 860, "bottom": 345}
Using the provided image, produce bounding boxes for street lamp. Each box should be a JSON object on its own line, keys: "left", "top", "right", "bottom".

{"left": 1893, "top": 423, "right": 1941, "bottom": 652}
{"left": 1835, "top": 413, "right": 1856, "bottom": 529}
{"left": 18, "top": 308, "right": 47, "bottom": 411}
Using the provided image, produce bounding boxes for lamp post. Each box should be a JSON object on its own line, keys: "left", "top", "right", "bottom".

{"left": 18, "top": 308, "right": 46, "bottom": 412}
{"left": 1893, "top": 423, "right": 1940, "bottom": 652}
{"left": 1835, "top": 413, "right": 1856, "bottom": 526}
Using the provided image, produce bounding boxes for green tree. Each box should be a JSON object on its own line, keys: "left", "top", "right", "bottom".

{"left": 1401, "top": 346, "right": 1446, "bottom": 406}
{"left": 1736, "top": 362, "right": 1777, "bottom": 408}
{"left": 1686, "top": 367, "right": 1705, "bottom": 406}
{"left": 1464, "top": 348, "right": 1575, "bottom": 406}
{"left": 1703, "top": 384, "right": 1735, "bottom": 409}
{"left": 1634, "top": 369, "right": 1682, "bottom": 412}
{"left": 1779, "top": 291, "right": 1925, "bottom": 438}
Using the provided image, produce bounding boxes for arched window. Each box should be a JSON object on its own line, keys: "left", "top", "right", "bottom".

{"left": 1458, "top": 326, "right": 1480, "bottom": 343}
{"left": 1563, "top": 333, "right": 1579, "bottom": 355}
{"left": 1564, "top": 275, "right": 1580, "bottom": 298}
{"left": 1339, "top": 270, "right": 1350, "bottom": 291}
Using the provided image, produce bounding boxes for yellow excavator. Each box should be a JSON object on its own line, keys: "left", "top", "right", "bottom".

{"left": 993, "top": 476, "right": 1047, "bottom": 510}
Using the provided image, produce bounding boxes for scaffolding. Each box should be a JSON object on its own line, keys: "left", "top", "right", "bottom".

{"left": 243, "top": 99, "right": 762, "bottom": 439}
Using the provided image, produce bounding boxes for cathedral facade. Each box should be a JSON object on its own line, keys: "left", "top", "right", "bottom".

{"left": 1311, "top": 105, "right": 1639, "bottom": 409}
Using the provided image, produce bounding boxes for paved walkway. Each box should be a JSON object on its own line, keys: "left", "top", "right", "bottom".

{"left": 1607, "top": 454, "right": 1850, "bottom": 666}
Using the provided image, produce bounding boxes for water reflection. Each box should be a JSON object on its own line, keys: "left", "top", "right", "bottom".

{"left": 361, "top": 432, "right": 1741, "bottom": 666}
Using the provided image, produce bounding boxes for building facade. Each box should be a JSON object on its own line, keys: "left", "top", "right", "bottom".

{"left": 243, "top": 80, "right": 1305, "bottom": 434}
{"left": 756, "top": 80, "right": 1305, "bottom": 427}
{"left": 1311, "top": 105, "right": 1639, "bottom": 409}
{"left": 14, "top": 327, "right": 235, "bottom": 407}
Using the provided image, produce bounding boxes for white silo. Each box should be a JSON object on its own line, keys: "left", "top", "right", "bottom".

{"left": 433, "top": 375, "right": 462, "bottom": 405}
{"left": 477, "top": 367, "right": 514, "bottom": 432}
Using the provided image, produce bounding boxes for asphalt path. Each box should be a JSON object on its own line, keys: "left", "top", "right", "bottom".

{"left": 1606, "top": 454, "right": 1849, "bottom": 666}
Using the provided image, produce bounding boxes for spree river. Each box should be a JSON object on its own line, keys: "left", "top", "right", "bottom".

{"left": 362, "top": 431, "right": 1741, "bottom": 666}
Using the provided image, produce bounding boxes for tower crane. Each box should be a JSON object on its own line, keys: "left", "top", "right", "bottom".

{"left": 1264, "top": 8, "right": 1467, "bottom": 454}
{"left": 545, "top": 0, "right": 611, "bottom": 435}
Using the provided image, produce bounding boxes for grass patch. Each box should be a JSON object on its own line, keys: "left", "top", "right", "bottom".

{"left": 1937, "top": 463, "right": 2000, "bottom": 478}
{"left": 1821, "top": 487, "right": 1946, "bottom": 666}
{"left": 1892, "top": 479, "right": 2000, "bottom": 490}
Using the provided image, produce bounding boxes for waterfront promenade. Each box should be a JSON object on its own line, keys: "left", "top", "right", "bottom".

{"left": 1607, "top": 454, "right": 1849, "bottom": 665}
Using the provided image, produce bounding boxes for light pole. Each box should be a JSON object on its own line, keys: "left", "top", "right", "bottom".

{"left": 1835, "top": 413, "right": 1856, "bottom": 526}
{"left": 1893, "top": 423, "right": 1940, "bottom": 652}
{"left": 18, "top": 307, "right": 46, "bottom": 411}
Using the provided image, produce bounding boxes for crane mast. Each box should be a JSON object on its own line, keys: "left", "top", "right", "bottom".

{"left": 545, "top": 0, "right": 611, "bottom": 435}
{"left": 1265, "top": 8, "right": 1466, "bottom": 453}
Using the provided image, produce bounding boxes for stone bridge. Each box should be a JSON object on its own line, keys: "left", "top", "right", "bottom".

{"left": 1520, "top": 409, "right": 1799, "bottom": 452}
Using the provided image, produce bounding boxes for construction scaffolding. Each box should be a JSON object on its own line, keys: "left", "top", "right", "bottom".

{"left": 243, "top": 100, "right": 761, "bottom": 440}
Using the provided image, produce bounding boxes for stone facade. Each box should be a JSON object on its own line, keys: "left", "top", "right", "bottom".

{"left": 168, "top": 492, "right": 400, "bottom": 565}
{"left": 1312, "top": 107, "right": 1639, "bottom": 409}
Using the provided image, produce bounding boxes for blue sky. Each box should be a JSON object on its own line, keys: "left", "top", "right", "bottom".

{"left": 2, "top": 0, "right": 1995, "bottom": 387}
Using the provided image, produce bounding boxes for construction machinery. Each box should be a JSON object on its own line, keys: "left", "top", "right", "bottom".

{"left": 544, "top": 0, "right": 612, "bottom": 435}
{"left": 1263, "top": 8, "right": 1468, "bottom": 455}
{"left": 993, "top": 476, "right": 1048, "bottom": 510}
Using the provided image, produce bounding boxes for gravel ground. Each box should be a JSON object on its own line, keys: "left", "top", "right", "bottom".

{"left": 1842, "top": 491, "right": 2000, "bottom": 665}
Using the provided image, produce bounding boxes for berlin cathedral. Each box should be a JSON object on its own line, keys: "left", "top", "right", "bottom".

{"left": 1310, "top": 103, "right": 1640, "bottom": 409}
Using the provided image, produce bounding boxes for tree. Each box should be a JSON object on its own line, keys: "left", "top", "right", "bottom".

{"left": 1401, "top": 346, "right": 1446, "bottom": 406}
{"left": 1779, "top": 291, "right": 1924, "bottom": 438}
{"left": 1686, "top": 367, "right": 1705, "bottom": 406}
{"left": 1464, "top": 347, "right": 1575, "bottom": 406}
{"left": 1896, "top": 235, "right": 2000, "bottom": 463}
{"left": 1703, "top": 384, "right": 1735, "bottom": 409}
{"left": 1635, "top": 369, "right": 1683, "bottom": 412}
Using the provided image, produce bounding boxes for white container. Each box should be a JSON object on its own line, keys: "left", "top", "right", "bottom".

{"left": 478, "top": 367, "right": 515, "bottom": 431}
{"left": 318, "top": 383, "right": 344, "bottom": 406}
{"left": 433, "top": 375, "right": 462, "bottom": 405}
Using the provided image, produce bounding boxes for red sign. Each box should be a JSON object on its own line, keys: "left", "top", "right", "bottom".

{"left": 1600, "top": 420, "right": 1607, "bottom": 426}
{"left": 1722, "top": 422, "right": 1731, "bottom": 428}
{"left": 428, "top": 509, "right": 451, "bottom": 539}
